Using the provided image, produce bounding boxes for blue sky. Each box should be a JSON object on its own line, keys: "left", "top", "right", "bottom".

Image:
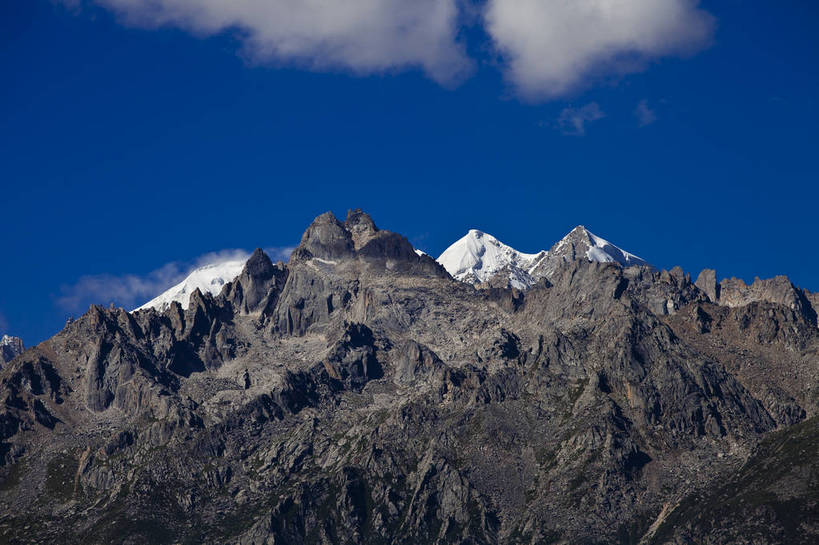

{"left": 2, "top": 1, "right": 818, "bottom": 345}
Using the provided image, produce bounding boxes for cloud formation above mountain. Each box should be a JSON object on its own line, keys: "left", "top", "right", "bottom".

{"left": 75, "top": 0, "right": 472, "bottom": 85}
{"left": 67, "top": 0, "right": 715, "bottom": 99}
{"left": 56, "top": 249, "right": 252, "bottom": 313}
{"left": 485, "top": 0, "right": 715, "bottom": 99}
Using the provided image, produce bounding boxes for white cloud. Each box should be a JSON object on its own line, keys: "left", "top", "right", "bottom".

{"left": 65, "top": 1, "right": 715, "bottom": 100}
{"left": 558, "top": 102, "right": 605, "bottom": 136}
{"left": 75, "top": 0, "right": 471, "bottom": 85}
{"left": 57, "top": 249, "right": 247, "bottom": 312}
{"left": 635, "top": 99, "right": 658, "bottom": 127}
{"left": 56, "top": 248, "right": 292, "bottom": 313}
{"left": 484, "top": 0, "right": 715, "bottom": 99}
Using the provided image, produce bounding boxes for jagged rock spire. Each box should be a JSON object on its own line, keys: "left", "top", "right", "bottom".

{"left": 345, "top": 208, "right": 379, "bottom": 249}
{"left": 1, "top": 335, "right": 24, "bottom": 364}
{"left": 290, "top": 211, "right": 355, "bottom": 263}
{"left": 222, "top": 248, "right": 288, "bottom": 315}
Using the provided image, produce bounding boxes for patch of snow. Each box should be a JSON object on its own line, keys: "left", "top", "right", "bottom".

{"left": 438, "top": 226, "right": 650, "bottom": 290}
{"left": 134, "top": 259, "right": 246, "bottom": 312}
{"left": 585, "top": 230, "right": 648, "bottom": 267}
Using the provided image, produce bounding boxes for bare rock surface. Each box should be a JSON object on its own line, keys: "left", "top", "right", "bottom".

{"left": 0, "top": 335, "right": 23, "bottom": 365}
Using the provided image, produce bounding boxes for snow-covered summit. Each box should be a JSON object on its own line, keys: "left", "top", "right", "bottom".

{"left": 437, "top": 226, "right": 649, "bottom": 290}
{"left": 436, "top": 230, "right": 547, "bottom": 290}
{"left": 566, "top": 225, "right": 646, "bottom": 267}
{"left": 135, "top": 259, "right": 247, "bottom": 312}
{"left": 529, "top": 225, "right": 650, "bottom": 280}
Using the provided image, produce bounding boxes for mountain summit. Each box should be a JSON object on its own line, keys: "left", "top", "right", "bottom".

{"left": 437, "top": 225, "right": 649, "bottom": 290}
{"left": 436, "top": 229, "right": 547, "bottom": 289}
{"left": 529, "top": 225, "right": 650, "bottom": 281}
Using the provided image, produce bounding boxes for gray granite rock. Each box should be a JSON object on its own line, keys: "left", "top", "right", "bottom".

{"left": 0, "top": 335, "right": 24, "bottom": 365}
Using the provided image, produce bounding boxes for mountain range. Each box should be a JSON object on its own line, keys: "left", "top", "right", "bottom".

{"left": 136, "top": 225, "right": 650, "bottom": 310}
{"left": 0, "top": 210, "right": 816, "bottom": 545}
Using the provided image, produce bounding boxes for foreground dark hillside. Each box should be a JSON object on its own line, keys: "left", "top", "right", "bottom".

{"left": 0, "top": 210, "right": 816, "bottom": 545}
{"left": 647, "top": 416, "right": 817, "bottom": 544}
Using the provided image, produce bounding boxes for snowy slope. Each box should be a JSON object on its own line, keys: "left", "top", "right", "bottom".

{"left": 437, "top": 226, "right": 649, "bottom": 289}
{"left": 585, "top": 230, "right": 646, "bottom": 266}
{"left": 436, "top": 230, "right": 547, "bottom": 290}
{"left": 135, "top": 259, "right": 247, "bottom": 312}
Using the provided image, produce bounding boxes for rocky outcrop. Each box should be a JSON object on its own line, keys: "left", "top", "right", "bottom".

{"left": 695, "top": 268, "right": 719, "bottom": 303}
{"left": 322, "top": 323, "right": 382, "bottom": 390}
{"left": 665, "top": 300, "right": 819, "bottom": 425}
{"left": 0, "top": 335, "right": 24, "bottom": 365}
{"left": 272, "top": 209, "right": 445, "bottom": 337}
{"left": 392, "top": 340, "right": 443, "bottom": 386}
{"left": 270, "top": 262, "right": 352, "bottom": 336}
{"left": 670, "top": 272, "right": 819, "bottom": 330}
{"left": 290, "top": 211, "right": 356, "bottom": 263}
{"left": 221, "top": 248, "right": 288, "bottom": 315}
{"left": 624, "top": 265, "right": 708, "bottom": 316}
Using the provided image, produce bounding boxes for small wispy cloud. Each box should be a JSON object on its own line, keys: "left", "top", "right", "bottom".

{"left": 558, "top": 103, "right": 605, "bottom": 136}
{"left": 55, "top": 247, "right": 294, "bottom": 314}
{"left": 635, "top": 99, "right": 658, "bottom": 127}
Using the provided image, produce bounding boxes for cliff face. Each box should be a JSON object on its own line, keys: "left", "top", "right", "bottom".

{"left": 0, "top": 335, "right": 24, "bottom": 365}
{"left": 0, "top": 210, "right": 816, "bottom": 545}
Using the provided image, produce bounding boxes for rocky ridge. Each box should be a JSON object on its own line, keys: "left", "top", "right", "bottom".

{"left": 0, "top": 335, "right": 23, "bottom": 365}
{"left": 0, "top": 210, "right": 816, "bottom": 545}
{"left": 138, "top": 224, "right": 647, "bottom": 310}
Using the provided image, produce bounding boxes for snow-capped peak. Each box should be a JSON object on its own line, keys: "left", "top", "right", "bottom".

{"left": 135, "top": 259, "right": 247, "bottom": 312}
{"left": 437, "top": 226, "right": 649, "bottom": 290}
{"left": 581, "top": 227, "right": 647, "bottom": 267}
{"left": 529, "top": 225, "right": 649, "bottom": 279}
{"left": 437, "top": 230, "right": 547, "bottom": 290}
